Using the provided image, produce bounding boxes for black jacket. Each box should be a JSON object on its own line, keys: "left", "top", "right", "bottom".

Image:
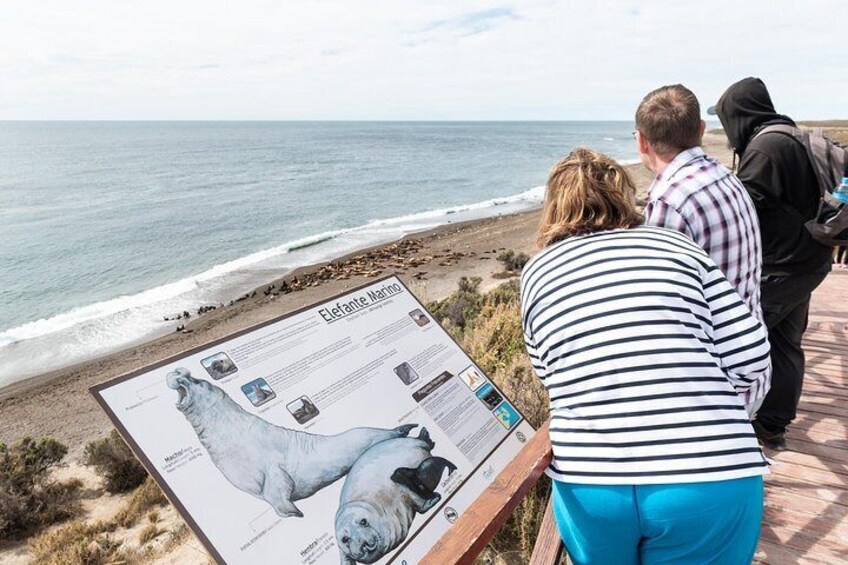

{"left": 714, "top": 77, "right": 832, "bottom": 276}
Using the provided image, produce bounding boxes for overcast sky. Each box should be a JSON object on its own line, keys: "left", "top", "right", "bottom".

{"left": 1, "top": 0, "right": 845, "bottom": 120}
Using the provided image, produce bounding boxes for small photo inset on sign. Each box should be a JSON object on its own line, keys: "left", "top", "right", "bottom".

{"left": 476, "top": 383, "right": 503, "bottom": 410}
{"left": 393, "top": 362, "right": 420, "bottom": 386}
{"left": 286, "top": 396, "right": 320, "bottom": 425}
{"left": 493, "top": 401, "right": 521, "bottom": 430}
{"left": 241, "top": 378, "right": 276, "bottom": 407}
{"left": 458, "top": 366, "right": 487, "bottom": 391}
{"left": 408, "top": 309, "right": 431, "bottom": 327}
{"left": 200, "top": 352, "right": 237, "bottom": 380}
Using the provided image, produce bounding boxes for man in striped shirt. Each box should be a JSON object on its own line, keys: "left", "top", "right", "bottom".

{"left": 635, "top": 84, "right": 768, "bottom": 411}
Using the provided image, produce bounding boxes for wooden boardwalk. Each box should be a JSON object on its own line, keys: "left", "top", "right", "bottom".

{"left": 755, "top": 269, "right": 848, "bottom": 564}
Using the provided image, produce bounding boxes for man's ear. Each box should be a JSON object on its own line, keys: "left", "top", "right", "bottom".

{"left": 699, "top": 119, "right": 706, "bottom": 137}
{"left": 637, "top": 131, "right": 651, "bottom": 155}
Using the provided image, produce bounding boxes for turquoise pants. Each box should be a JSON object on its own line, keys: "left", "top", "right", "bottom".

{"left": 552, "top": 476, "right": 764, "bottom": 565}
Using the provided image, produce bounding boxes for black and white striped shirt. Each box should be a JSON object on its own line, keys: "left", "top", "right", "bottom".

{"left": 521, "top": 226, "right": 770, "bottom": 484}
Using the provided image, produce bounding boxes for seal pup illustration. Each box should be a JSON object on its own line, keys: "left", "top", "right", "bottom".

{"left": 166, "top": 367, "right": 417, "bottom": 518}
{"left": 335, "top": 427, "right": 457, "bottom": 564}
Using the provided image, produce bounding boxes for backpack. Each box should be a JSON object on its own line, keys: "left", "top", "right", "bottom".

{"left": 754, "top": 124, "right": 848, "bottom": 246}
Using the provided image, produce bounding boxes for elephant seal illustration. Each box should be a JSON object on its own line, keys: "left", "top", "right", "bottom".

{"left": 335, "top": 427, "right": 457, "bottom": 564}
{"left": 166, "top": 367, "right": 417, "bottom": 518}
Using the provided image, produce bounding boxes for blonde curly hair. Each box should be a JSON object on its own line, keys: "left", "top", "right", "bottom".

{"left": 536, "top": 148, "right": 642, "bottom": 248}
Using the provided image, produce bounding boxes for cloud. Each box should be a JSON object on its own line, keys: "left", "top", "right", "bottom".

{"left": 0, "top": 0, "right": 845, "bottom": 119}
{"left": 420, "top": 7, "right": 518, "bottom": 36}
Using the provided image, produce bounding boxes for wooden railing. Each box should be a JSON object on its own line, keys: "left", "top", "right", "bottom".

{"left": 420, "top": 420, "right": 563, "bottom": 565}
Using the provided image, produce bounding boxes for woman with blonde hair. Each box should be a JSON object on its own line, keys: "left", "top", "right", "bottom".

{"left": 521, "top": 148, "right": 770, "bottom": 564}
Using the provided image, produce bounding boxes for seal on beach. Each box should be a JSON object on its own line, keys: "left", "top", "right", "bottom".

{"left": 334, "top": 427, "right": 457, "bottom": 564}
{"left": 165, "top": 367, "right": 417, "bottom": 518}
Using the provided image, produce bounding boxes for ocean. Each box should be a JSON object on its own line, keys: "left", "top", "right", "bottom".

{"left": 0, "top": 121, "right": 637, "bottom": 387}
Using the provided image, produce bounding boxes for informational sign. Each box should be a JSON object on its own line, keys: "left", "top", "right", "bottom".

{"left": 91, "top": 276, "right": 534, "bottom": 565}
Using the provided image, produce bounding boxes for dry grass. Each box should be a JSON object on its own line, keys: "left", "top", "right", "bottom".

{"left": 430, "top": 279, "right": 552, "bottom": 563}
{"left": 28, "top": 476, "right": 171, "bottom": 564}
{"left": 138, "top": 507, "right": 165, "bottom": 546}
{"left": 113, "top": 478, "right": 167, "bottom": 529}
{"left": 138, "top": 523, "right": 164, "bottom": 545}
{"left": 29, "top": 520, "right": 128, "bottom": 565}
{"left": 157, "top": 522, "right": 192, "bottom": 556}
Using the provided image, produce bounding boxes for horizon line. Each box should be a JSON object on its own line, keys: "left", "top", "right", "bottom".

{"left": 0, "top": 118, "right": 727, "bottom": 123}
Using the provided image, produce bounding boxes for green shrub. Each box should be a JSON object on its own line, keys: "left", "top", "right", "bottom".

{"left": 83, "top": 429, "right": 148, "bottom": 493}
{"left": 0, "top": 436, "right": 81, "bottom": 540}
{"left": 485, "top": 279, "right": 521, "bottom": 309}
{"left": 496, "top": 249, "right": 530, "bottom": 273}
{"left": 427, "top": 276, "right": 485, "bottom": 331}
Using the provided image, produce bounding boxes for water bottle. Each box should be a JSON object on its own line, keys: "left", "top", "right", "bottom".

{"left": 835, "top": 177, "right": 848, "bottom": 205}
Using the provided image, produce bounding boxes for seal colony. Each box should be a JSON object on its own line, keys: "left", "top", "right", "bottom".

{"left": 335, "top": 427, "right": 457, "bottom": 564}
{"left": 166, "top": 367, "right": 417, "bottom": 518}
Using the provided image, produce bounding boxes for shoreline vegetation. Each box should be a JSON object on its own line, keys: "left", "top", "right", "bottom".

{"left": 1, "top": 125, "right": 845, "bottom": 564}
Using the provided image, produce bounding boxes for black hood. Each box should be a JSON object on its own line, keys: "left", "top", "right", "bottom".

{"left": 714, "top": 77, "right": 795, "bottom": 155}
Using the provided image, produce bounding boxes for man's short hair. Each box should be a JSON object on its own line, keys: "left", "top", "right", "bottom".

{"left": 635, "top": 84, "right": 702, "bottom": 156}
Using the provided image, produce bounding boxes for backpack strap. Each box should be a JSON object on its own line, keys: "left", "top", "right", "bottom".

{"left": 752, "top": 125, "right": 835, "bottom": 198}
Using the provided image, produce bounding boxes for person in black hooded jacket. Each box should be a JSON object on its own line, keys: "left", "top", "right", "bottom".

{"left": 710, "top": 77, "right": 831, "bottom": 450}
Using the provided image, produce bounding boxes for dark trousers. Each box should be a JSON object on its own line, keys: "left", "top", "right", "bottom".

{"left": 755, "top": 266, "right": 830, "bottom": 432}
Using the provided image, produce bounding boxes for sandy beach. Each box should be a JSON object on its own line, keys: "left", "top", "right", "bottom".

{"left": 0, "top": 133, "right": 727, "bottom": 457}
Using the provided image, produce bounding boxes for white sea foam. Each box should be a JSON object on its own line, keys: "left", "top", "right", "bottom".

{"left": 0, "top": 278, "right": 197, "bottom": 347}
{"left": 0, "top": 229, "right": 348, "bottom": 349}
{"left": 0, "top": 185, "right": 546, "bottom": 387}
